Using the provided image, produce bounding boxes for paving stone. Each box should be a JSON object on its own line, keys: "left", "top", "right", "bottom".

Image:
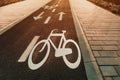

{"left": 102, "top": 46, "right": 119, "bottom": 50}
{"left": 117, "top": 51, "right": 120, "bottom": 57}
{"left": 104, "top": 41, "right": 119, "bottom": 45}
{"left": 98, "top": 51, "right": 118, "bottom": 57}
{"left": 92, "top": 37, "right": 120, "bottom": 40}
{"left": 89, "top": 41, "right": 104, "bottom": 45}
{"left": 118, "top": 41, "right": 120, "bottom": 44}
{"left": 85, "top": 30, "right": 96, "bottom": 34}
{"left": 96, "top": 58, "right": 118, "bottom": 66}
{"left": 118, "top": 46, "right": 120, "bottom": 50}
{"left": 104, "top": 77, "right": 113, "bottom": 80}
{"left": 93, "top": 51, "right": 100, "bottom": 57}
{"left": 113, "top": 77, "right": 120, "bottom": 80}
{"left": 70, "top": 0, "right": 120, "bottom": 79}
{"left": 87, "top": 37, "right": 92, "bottom": 40}
{"left": 91, "top": 46, "right": 103, "bottom": 50}
{"left": 100, "top": 66, "right": 118, "bottom": 77}
{"left": 86, "top": 34, "right": 94, "bottom": 36}
{"left": 92, "top": 37, "right": 108, "bottom": 40}
{"left": 116, "top": 58, "right": 120, "bottom": 65}
{"left": 114, "top": 66, "right": 120, "bottom": 76}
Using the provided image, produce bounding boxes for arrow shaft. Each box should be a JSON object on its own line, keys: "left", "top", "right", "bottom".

{"left": 44, "top": 5, "right": 49, "bottom": 9}
{"left": 38, "top": 11, "right": 44, "bottom": 17}
{"left": 59, "top": 14, "right": 63, "bottom": 21}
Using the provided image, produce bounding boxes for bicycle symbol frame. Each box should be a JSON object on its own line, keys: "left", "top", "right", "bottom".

{"left": 28, "top": 29, "right": 81, "bottom": 70}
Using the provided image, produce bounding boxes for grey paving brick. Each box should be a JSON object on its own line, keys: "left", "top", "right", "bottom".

{"left": 98, "top": 51, "right": 118, "bottom": 58}
{"left": 102, "top": 46, "right": 119, "bottom": 50}
{"left": 118, "top": 41, "right": 120, "bottom": 44}
{"left": 113, "top": 77, "right": 120, "bottom": 80}
{"left": 92, "top": 37, "right": 108, "bottom": 40}
{"left": 118, "top": 46, "right": 120, "bottom": 50}
{"left": 92, "top": 37, "right": 120, "bottom": 40}
{"left": 86, "top": 34, "right": 94, "bottom": 36}
{"left": 104, "top": 77, "right": 113, "bottom": 80}
{"left": 85, "top": 30, "right": 96, "bottom": 33}
{"left": 93, "top": 51, "right": 100, "bottom": 57}
{"left": 91, "top": 46, "right": 119, "bottom": 51}
{"left": 116, "top": 58, "right": 120, "bottom": 65}
{"left": 89, "top": 41, "right": 104, "bottom": 45}
{"left": 104, "top": 41, "right": 119, "bottom": 45}
{"left": 91, "top": 46, "right": 103, "bottom": 50}
{"left": 87, "top": 37, "right": 92, "bottom": 40}
{"left": 86, "top": 33, "right": 120, "bottom": 37}
{"left": 114, "top": 66, "right": 120, "bottom": 76}
{"left": 100, "top": 66, "right": 118, "bottom": 77}
{"left": 96, "top": 58, "right": 119, "bottom": 66}
{"left": 70, "top": 0, "right": 120, "bottom": 79}
{"left": 117, "top": 51, "right": 120, "bottom": 57}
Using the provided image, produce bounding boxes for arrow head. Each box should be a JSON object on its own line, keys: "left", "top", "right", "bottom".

{"left": 58, "top": 12, "right": 65, "bottom": 15}
{"left": 33, "top": 16, "right": 42, "bottom": 21}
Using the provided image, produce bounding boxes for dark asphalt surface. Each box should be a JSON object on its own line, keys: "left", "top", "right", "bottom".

{"left": 0, "top": 0, "right": 88, "bottom": 80}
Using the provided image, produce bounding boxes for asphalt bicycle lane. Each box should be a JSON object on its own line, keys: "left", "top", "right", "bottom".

{"left": 0, "top": 0, "right": 88, "bottom": 80}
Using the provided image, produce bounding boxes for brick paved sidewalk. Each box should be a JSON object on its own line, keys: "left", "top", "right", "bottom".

{"left": 0, "top": 0, "right": 51, "bottom": 35}
{"left": 70, "top": 0, "right": 120, "bottom": 80}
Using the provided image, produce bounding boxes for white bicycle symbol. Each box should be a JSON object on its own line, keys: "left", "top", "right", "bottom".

{"left": 28, "top": 29, "right": 81, "bottom": 70}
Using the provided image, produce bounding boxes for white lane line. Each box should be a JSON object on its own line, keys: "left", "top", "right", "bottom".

{"left": 44, "top": 16, "right": 51, "bottom": 24}
{"left": 18, "top": 36, "right": 40, "bottom": 62}
{"left": 52, "top": 9, "right": 56, "bottom": 12}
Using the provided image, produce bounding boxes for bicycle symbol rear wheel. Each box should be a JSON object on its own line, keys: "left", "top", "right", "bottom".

{"left": 28, "top": 40, "right": 50, "bottom": 70}
{"left": 62, "top": 39, "right": 81, "bottom": 69}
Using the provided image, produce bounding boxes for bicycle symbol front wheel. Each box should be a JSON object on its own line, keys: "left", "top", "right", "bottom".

{"left": 62, "top": 39, "right": 81, "bottom": 69}
{"left": 28, "top": 40, "right": 50, "bottom": 70}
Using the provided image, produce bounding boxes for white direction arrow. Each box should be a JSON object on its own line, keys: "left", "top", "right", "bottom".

{"left": 33, "top": 12, "right": 44, "bottom": 20}
{"left": 44, "top": 5, "right": 49, "bottom": 9}
{"left": 58, "top": 12, "right": 65, "bottom": 21}
{"left": 49, "top": 6, "right": 54, "bottom": 10}
{"left": 55, "top": 4, "right": 58, "bottom": 7}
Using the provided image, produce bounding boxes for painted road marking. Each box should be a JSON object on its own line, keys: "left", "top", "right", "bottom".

{"left": 55, "top": 4, "right": 58, "bottom": 7}
{"left": 18, "top": 36, "right": 40, "bottom": 62}
{"left": 49, "top": 6, "right": 54, "bottom": 10}
{"left": 58, "top": 12, "right": 65, "bottom": 21}
{"left": 33, "top": 12, "right": 45, "bottom": 20}
{"left": 57, "top": 0, "right": 61, "bottom": 4}
{"left": 52, "top": 9, "right": 56, "bottom": 12}
{"left": 44, "top": 5, "right": 49, "bottom": 9}
{"left": 44, "top": 16, "right": 51, "bottom": 24}
{"left": 28, "top": 29, "right": 81, "bottom": 70}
